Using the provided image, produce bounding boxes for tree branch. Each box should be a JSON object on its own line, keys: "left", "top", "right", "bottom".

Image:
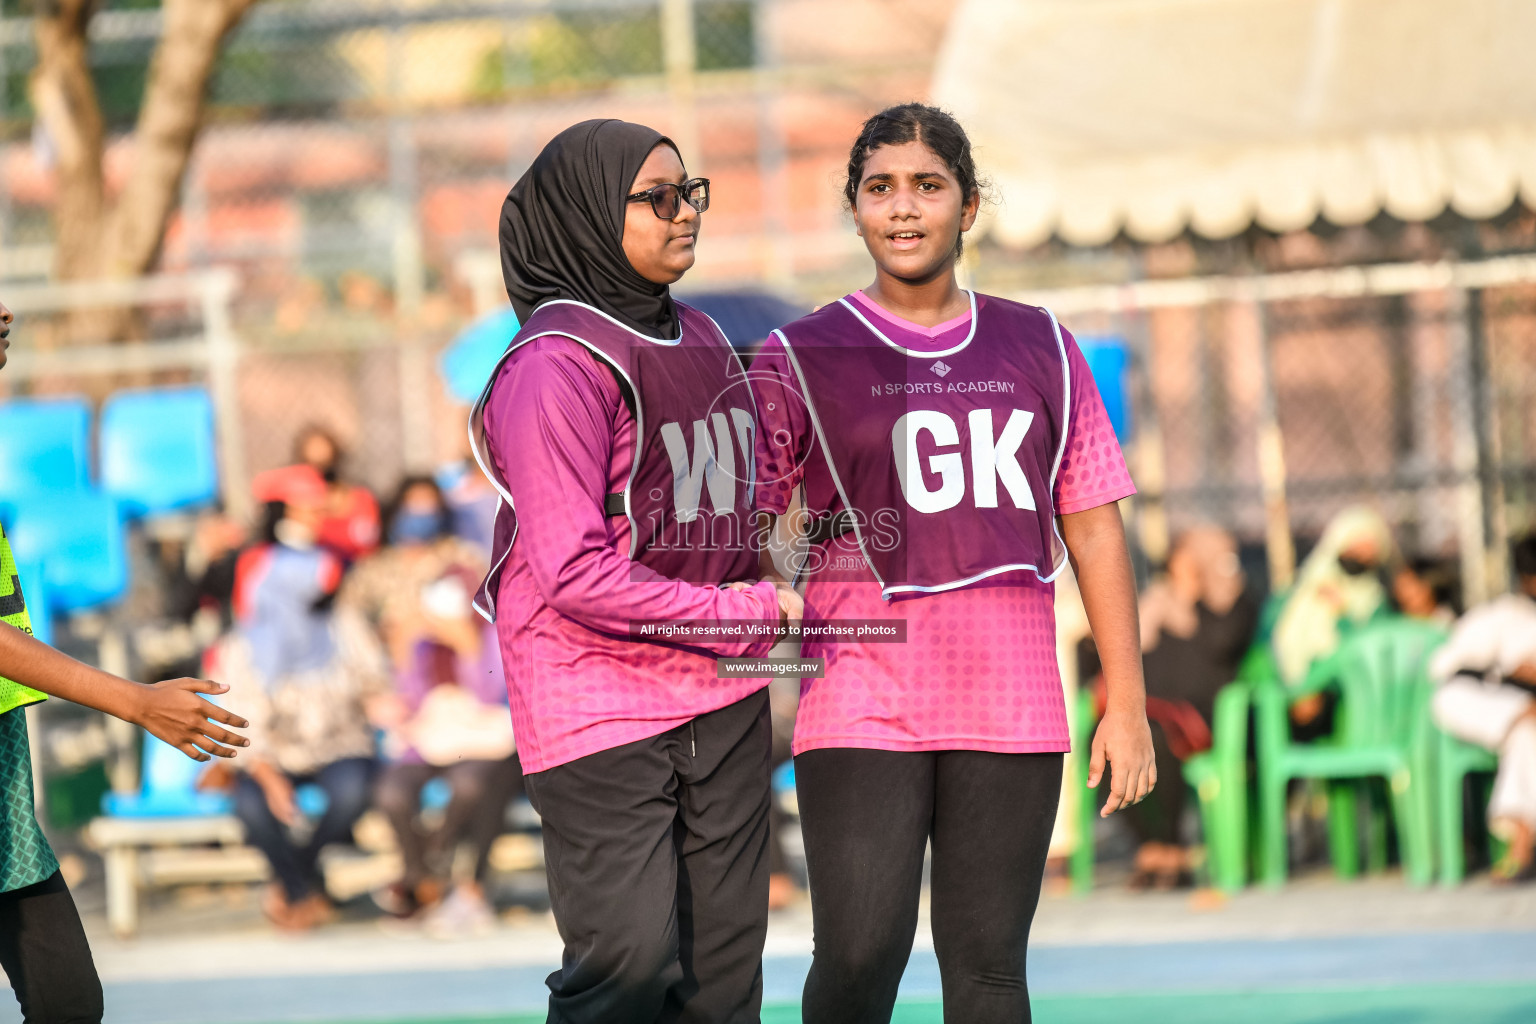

{"left": 104, "top": 0, "right": 261, "bottom": 279}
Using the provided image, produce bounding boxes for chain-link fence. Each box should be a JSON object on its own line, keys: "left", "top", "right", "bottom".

{"left": 1, "top": 0, "right": 904, "bottom": 301}
{"left": 2, "top": 0, "right": 1534, "bottom": 602}
{"left": 1, "top": 0, "right": 927, "bottom": 493}
{"left": 1031, "top": 265, "right": 1536, "bottom": 605}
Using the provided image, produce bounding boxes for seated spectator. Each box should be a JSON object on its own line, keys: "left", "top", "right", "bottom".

{"left": 1392, "top": 556, "right": 1459, "bottom": 626}
{"left": 342, "top": 476, "right": 488, "bottom": 667}
{"left": 238, "top": 465, "right": 330, "bottom": 618}
{"left": 1127, "top": 526, "right": 1259, "bottom": 887}
{"left": 215, "top": 469, "right": 390, "bottom": 930}
{"left": 135, "top": 507, "right": 249, "bottom": 681}
{"left": 184, "top": 508, "right": 248, "bottom": 630}
{"left": 1430, "top": 535, "right": 1536, "bottom": 883}
{"left": 344, "top": 477, "right": 517, "bottom": 930}
{"left": 293, "top": 425, "right": 381, "bottom": 564}
{"left": 438, "top": 448, "right": 500, "bottom": 552}
{"left": 1273, "top": 506, "right": 1396, "bottom": 729}
{"left": 369, "top": 575, "right": 519, "bottom": 932}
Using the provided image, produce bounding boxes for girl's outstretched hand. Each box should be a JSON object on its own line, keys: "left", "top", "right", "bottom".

{"left": 1087, "top": 706, "right": 1156, "bottom": 817}
{"left": 130, "top": 679, "right": 250, "bottom": 763}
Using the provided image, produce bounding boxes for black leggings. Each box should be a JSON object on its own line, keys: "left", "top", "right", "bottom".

{"left": 0, "top": 870, "right": 103, "bottom": 1023}
{"left": 796, "top": 749, "right": 1063, "bottom": 1024}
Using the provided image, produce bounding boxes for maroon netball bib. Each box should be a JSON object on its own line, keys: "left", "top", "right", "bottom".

{"left": 469, "top": 300, "right": 761, "bottom": 619}
{"left": 774, "top": 292, "right": 1070, "bottom": 599}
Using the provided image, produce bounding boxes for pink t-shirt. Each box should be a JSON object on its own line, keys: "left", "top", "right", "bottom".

{"left": 481, "top": 335, "right": 782, "bottom": 774}
{"left": 754, "top": 291, "right": 1136, "bottom": 755}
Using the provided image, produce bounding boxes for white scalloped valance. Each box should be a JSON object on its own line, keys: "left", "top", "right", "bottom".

{"left": 933, "top": 0, "right": 1536, "bottom": 248}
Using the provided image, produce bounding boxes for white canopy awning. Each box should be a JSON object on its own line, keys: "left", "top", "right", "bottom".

{"left": 932, "top": 0, "right": 1536, "bottom": 248}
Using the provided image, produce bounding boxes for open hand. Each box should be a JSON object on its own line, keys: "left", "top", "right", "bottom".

{"left": 774, "top": 581, "right": 804, "bottom": 624}
{"left": 1087, "top": 706, "right": 1156, "bottom": 817}
{"left": 131, "top": 678, "right": 249, "bottom": 763}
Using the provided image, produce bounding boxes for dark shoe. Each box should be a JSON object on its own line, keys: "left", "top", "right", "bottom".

{"left": 372, "top": 882, "right": 418, "bottom": 918}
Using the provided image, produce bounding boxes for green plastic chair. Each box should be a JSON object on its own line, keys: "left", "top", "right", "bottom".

{"left": 1069, "top": 687, "right": 1097, "bottom": 894}
{"left": 1182, "top": 679, "right": 1255, "bottom": 891}
{"left": 1182, "top": 591, "right": 1293, "bottom": 891}
{"left": 1069, "top": 677, "right": 1256, "bottom": 893}
{"left": 1070, "top": 591, "right": 1285, "bottom": 893}
{"left": 1255, "top": 617, "right": 1445, "bottom": 887}
{"left": 1434, "top": 729, "right": 1499, "bottom": 885}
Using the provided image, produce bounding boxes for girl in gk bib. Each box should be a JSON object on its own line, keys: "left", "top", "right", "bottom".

{"left": 752, "top": 104, "right": 1156, "bottom": 1023}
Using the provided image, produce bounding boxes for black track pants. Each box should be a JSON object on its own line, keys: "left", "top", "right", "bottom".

{"left": 0, "top": 870, "right": 104, "bottom": 1023}
{"left": 523, "top": 689, "right": 772, "bottom": 1024}
{"left": 796, "top": 748, "right": 1063, "bottom": 1024}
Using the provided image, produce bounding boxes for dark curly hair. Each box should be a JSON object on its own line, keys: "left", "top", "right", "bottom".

{"left": 1514, "top": 533, "right": 1536, "bottom": 580}
{"left": 843, "top": 103, "right": 985, "bottom": 256}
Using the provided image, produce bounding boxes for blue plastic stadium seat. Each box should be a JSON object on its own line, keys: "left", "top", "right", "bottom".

{"left": 771, "top": 759, "right": 795, "bottom": 798}
{"left": 101, "top": 734, "right": 235, "bottom": 818}
{"left": 100, "top": 386, "right": 219, "bottom": 517}
{"left": 268, "top": 779, "right": 441, "bottom": 821}
{"left": 295, "top": 784, "right": 329, "bottom": 818}
{"left": 6, "top": 492, "right": 129, "bottom": 613}
{"left": 0, "top": 396, "right": 92, "bottom": 497}
{"left": 1076, "top": 337, "right": 1133, "bottom": 442}
{"left": 439, "top": 307, "right": 521, "bottom": 403}
{"left": 421, "top": 775, "right": 453, "bottom": 812}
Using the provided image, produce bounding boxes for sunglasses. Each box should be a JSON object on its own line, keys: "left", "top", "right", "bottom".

{"left": 626, "top": 177, "right": 710, "bottom": 220}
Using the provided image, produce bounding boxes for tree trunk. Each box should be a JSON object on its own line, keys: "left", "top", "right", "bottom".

{"left": 29, "top": 0, "right": 107, "bottom": 283}
{"left": 30, "top": 0, "right": 259, "bottom": 342}
{"left": 103, "top": 0, "right": 259, "bottom": 279}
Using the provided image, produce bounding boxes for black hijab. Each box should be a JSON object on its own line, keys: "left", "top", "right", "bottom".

{"left": 500, "top": 119, "right": 682, "bottom": 339}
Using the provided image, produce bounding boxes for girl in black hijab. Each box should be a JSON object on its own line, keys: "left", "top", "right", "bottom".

{"left": 474, "top": 120, "right": 803, "bottom": 1024}
{"left": 500, "top": 118, "right": 682, "bottom": 337}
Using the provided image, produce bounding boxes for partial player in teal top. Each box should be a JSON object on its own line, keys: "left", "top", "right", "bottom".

{"left": 0, "top": 295, "right": 251, "bottom": 1021}
{"left": 0, "top": 524, "right": 48, "bottom": 717}
{"left": 0, "top": 526, "right": 59, "bottom": 895}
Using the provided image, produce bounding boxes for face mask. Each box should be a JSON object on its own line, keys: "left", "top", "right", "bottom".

{"left": 419, "top": 576, "right": 470, "bottom": 620}
{"left": 390, "top": 510, "right": 441, "bottom": 546}
{"left": 1338, "top": 554, "right": 1374, "bottom": 577}
{"left": 274, "top": 518, "right": 317, "bottom": 551}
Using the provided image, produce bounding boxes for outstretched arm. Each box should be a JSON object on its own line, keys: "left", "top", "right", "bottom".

{"left": 0, "top": 622, "right": 248, "bottom": 762}
{"left": 1061, "top": 502, "right": 1155, "bottom": 817}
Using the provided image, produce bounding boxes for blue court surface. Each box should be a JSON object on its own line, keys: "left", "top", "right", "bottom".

{"left": 26, "top": 929, "right": 1534, "bottom": 1024}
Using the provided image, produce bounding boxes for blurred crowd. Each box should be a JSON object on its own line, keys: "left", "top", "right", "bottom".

{"left": 134, "top": 427, "right": 521, "bottom": 932}
{"left": 117, "top": 424, "right": 1536, "bottom": 927}
{"left": 129, "top": 427, "right": 806, "bottom": 933}
{"left": 1084, "top": 508, "right": 1536, "bottom": 889}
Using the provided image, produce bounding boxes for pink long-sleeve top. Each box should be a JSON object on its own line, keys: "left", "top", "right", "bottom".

{"left": 480, "top": 335, "right": 782, "bottom": 773}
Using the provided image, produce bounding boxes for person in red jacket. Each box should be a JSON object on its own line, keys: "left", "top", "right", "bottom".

{"left": 292, "top": 425, "right": 381, "bottom": 563}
